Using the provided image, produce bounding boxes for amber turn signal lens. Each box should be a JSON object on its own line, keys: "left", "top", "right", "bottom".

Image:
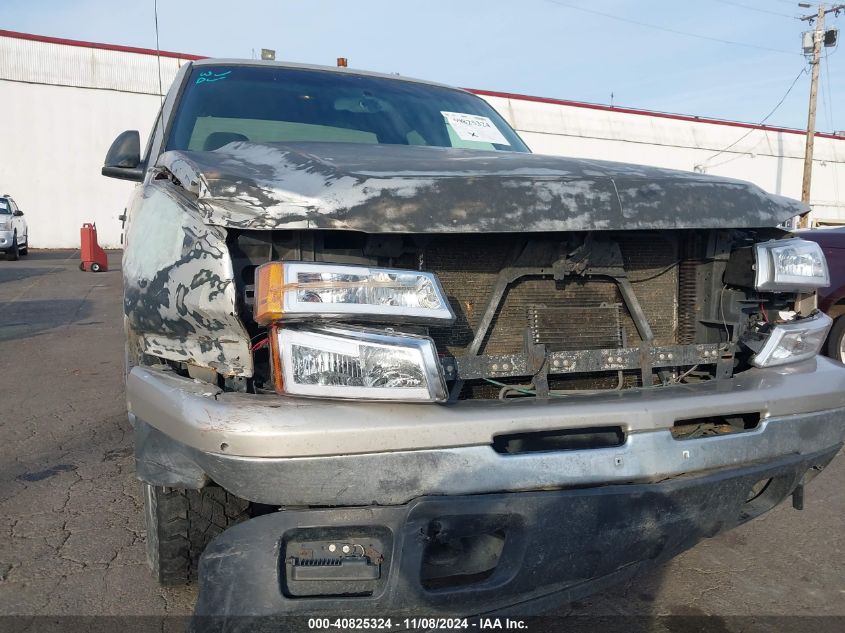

{"left": 254, "top": 262, "right": 285, "bottom": 325}
{"left": 268, "top": 324, "right": 286, "bottom": 394}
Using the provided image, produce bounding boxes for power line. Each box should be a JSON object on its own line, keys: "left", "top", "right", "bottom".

{"left": 153, "top": 0, "right": 163, "bottom": 103}
{"left": 710, "top": 0, "right": 799, "bottom": 19}
{"left": 543, "top": 0, "right": 801, "bottom": 56}
{"left": 697, "top": 65, "right": 809, "bottom": 170}
{"left": 821, "top": 53, "right": 837, "bottom": 131}
{"left": 821, "top": 52, "right": 840, "bottom": 203}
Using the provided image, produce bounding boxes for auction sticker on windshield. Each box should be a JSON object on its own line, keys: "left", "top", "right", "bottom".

{"left": 441, "top": 112, "right": 510, "bottom": 145}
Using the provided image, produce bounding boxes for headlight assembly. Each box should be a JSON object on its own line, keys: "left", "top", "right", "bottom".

{"left": 254, "top": 262, "right": 455, "bottom": 325}
{"left": 750, "top": 311, "right": 832, "bottom": 368}
{"left": 756, "top": 238, "right": 829, "bottom": 291}
{"left": 755, "top": 238, "right": 829, "bottom": 292}
{"left": 725, "top": 238, "right": 830, "bottom": 292}
{"left": 269, "top": 326, "right": 447, "bottom": 402}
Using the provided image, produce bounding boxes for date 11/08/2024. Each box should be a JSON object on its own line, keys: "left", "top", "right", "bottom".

{"left": 307, "top": 617, "right": 529, "bottom": 630}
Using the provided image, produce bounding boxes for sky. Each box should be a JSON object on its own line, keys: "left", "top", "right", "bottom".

{"left": 2, "top": 0, "right": 843, "bottom": 132}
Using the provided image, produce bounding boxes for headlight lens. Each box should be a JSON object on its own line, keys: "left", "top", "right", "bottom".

{"left": 255, "top": 262, "right": 454, "bottom": 325}
{"left": 755, "top": 238, "right": 830, "bottom": 292}
{"left": 751, "top": 312, "right": 832, "bottom": 367}
{"left": 0, "top": 219, "right": 10, "bottom": 230}
{"left": 271, "top": 326, "right": 447, "bottom": 402}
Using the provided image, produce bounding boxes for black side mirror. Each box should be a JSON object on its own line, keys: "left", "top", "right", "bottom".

{"left": 13, "top": 210, "right": 23, "bottom": 217}
{"left": 102, "top": 130, "right": 144, "bottom": 182}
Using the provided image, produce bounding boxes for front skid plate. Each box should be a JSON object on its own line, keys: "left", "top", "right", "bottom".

{"left": 192, "top": 445, "right": 840, "bottom": 624}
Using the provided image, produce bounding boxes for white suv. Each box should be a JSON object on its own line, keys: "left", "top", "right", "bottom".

{"left": 0, "top": 195, "right": 29, "bottom": 260}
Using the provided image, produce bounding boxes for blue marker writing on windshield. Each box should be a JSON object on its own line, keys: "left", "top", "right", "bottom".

{"left": 196, "top": 70, "right": 232, "bottom": 85}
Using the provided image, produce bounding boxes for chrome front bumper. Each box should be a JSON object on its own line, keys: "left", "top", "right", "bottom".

{"left": 128, "top": 358, "right": 845, "bottom": 506}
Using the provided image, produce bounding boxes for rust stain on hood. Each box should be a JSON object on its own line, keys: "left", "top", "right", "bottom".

{"left": 156, "top": 141, "right": 807, "bottom": 233}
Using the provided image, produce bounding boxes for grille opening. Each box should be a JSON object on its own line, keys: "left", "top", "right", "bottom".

{"left": 493, "top": 426, "right": 626, "bottom": 454}
{"left": 421, "top": 525, "right": 506, "bottom": 591}
{"left": 671, "top": 412, "right": 760, "bottom": 440}
{"left": 409, "top": 233, "right": 681, "bottom": 360}
{"left": 228, "top": 229, "right": 738, "bottom": 399}
{"left": 459, "top": 370, "right": 643, "bottom": 400}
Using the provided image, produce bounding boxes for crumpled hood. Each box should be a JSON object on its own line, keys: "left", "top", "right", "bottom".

{"left": 156, "top": 141, "right": 806, "bottom": 233}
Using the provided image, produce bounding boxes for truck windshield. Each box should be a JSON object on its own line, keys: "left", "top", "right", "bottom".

{"left": 0, "top": 199, "right": 10, "bottom": 214}
{"left": 166, "top": 65, "right": 530, "bottom": 153}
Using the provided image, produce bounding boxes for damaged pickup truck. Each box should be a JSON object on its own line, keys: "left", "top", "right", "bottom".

{"left": 103, "top": 59, "right": 845, "bottom": 617}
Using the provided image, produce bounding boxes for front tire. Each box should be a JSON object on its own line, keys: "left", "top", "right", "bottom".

{"left": 826, "top": 315, "right": 845, "bottom": 363}
{"left": 142, "top": 483, "right": 250, "bottom": 585}
{"left": 5, "top": 235, "right": 19, "bottom": 261}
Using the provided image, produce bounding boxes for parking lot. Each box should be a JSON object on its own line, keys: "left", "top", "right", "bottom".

{"left": 1, "top": 251, "right": 844, "bottom": 626}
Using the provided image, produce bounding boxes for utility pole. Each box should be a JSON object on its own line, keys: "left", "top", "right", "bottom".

{"left": 798, "top": 3, "right": 844, "bottom": 228}
{"left": 798, "top": 4, "right": 825, "bottom": 227}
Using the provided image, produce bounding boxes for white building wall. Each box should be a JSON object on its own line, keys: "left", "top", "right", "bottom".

{"left": 1, "top": 32, "right": 185, "bottom": 95}
{"left": 0, "top": 80, "right": 160, "bottom": 248}
{"left": 0, "top": 33, "right": 188, "bottom": 248}
{"left": 1, "top": 31, "right": 843, "bottom": 249}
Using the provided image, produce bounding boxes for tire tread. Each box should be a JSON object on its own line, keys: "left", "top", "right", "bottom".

{"left": 143, "top": 484, "right": 250, "bottom": 586}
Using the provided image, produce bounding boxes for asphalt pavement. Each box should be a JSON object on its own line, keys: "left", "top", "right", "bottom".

{"left": 0, "top": 251, "right": 843, "bottom": 627}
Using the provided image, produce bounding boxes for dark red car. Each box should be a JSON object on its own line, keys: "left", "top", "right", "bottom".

{"left": 798, "top": 227, "right": 845, "bottom": 362}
